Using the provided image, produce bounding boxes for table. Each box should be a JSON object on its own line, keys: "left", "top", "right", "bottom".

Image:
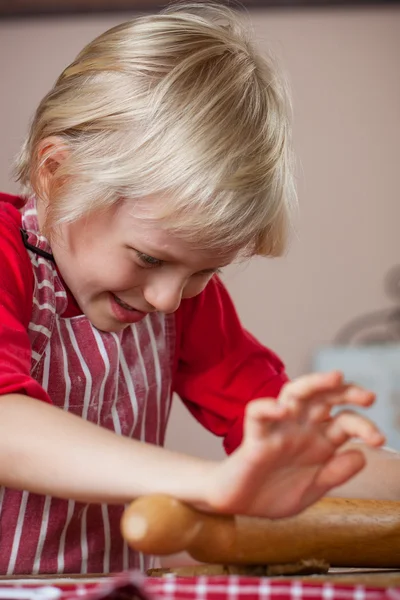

{"left": 2, "top": 571, "right": 400, "bottom": 600}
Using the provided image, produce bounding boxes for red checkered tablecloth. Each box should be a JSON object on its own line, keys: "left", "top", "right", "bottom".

{"left": 146, "top": 576, "right": 400, "bottom": 600}
{"left": 1, "top": 573, "right": 400, "bottom": 600}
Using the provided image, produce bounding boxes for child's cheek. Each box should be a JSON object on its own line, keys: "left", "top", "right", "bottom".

{"left": 105, "top": 261, "right": 145, "bottom": 291}
{"left": 182, "top": 275, "right": 213, "bottom": 300}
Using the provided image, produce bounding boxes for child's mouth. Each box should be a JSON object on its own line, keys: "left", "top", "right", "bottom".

{"left": 113, "top": 294, "right": 135, "bottom": 311}
{"left": 110, "top": 293, "right": 147, "bottom": 324}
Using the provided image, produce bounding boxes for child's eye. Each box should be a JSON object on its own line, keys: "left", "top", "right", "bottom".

{"left": 136, "top": 251, "right": 163, "bottom": 268}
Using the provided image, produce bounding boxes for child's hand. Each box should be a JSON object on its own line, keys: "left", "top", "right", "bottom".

{"left": 206, "top": 371, "right": 384, "bottom": 519}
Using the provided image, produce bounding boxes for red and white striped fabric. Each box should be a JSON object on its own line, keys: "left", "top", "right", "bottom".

{"left": 1, "top": 574, "right": 399, "bottom": 600}
{"left": 145, "top": 576, "right": 400, "bottom": 600}
{"left": 0, "top": 198, "right": 175, "bottom": 576}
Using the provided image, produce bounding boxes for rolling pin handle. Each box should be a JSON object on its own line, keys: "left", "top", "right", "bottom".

{"left": 121, "top": 494, "right": 202, "bottom": 555}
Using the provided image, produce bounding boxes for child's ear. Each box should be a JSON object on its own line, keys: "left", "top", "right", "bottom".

{"left": 37, "top": 136, "right": 69, "bottom": 178}
{"left": 36, "top": 136, "right": 70, "bottom": 204}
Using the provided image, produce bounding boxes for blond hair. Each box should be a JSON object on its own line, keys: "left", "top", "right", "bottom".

{"left": 16, "top": 2, "right": 296, "bottom": 256}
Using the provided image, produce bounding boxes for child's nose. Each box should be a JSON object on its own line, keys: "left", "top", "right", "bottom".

{"left": 143, "top": 283, "right": 183, "bottom": 314}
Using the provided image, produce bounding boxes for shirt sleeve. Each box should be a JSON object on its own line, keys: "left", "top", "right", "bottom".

{"left": 0, "top": 199, "right": 51, "bottom": 403}
{"left": 173, "top": 275, "right": 289, "bottom": 455}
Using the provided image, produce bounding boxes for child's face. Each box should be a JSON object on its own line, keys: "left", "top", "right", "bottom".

{"left": 48, "top": 198, "right": 237, "bottom": 332}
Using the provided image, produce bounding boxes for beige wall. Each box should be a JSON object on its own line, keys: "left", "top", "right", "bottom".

{"left": 1, "top": 7, "right": 399, "bottom": 460}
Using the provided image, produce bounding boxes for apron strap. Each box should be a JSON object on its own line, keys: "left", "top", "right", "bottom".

{"left": 20, "top": 228, "right": 55, "bottom": 263}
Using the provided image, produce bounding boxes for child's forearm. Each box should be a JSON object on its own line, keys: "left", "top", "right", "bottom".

{"left": 0, "top": 393, "right": 214, "bottom": 505}
{"left": 328, "top": 442, "right": 400, "bottom": 500}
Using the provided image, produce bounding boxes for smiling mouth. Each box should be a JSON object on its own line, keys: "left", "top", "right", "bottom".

{"left": 112, "top": 294, "right": 136, "bottom": 311}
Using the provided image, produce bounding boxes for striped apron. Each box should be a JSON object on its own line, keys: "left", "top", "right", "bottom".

{"left": 0, "top": 198, "right": 175, "bottom": 575}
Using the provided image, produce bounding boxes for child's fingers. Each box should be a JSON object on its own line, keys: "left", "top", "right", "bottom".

{"left": 247, "top": 378, "right": 376, "bottom": 430}
{"left": 278, "top": 372, "right": 344, "bottom": 409}
{"left": 326, "top": 410, "right": 385, "bottom": 448}
{"left": 278, "top": 377, "right": 375, "bottom": 423}
{"left": 306, "top": 402, "right": 331, "bottom": 423}
{"left": 338, "top": 385, "right": 376, "bottom": 406}
{"left": 305, "top": 386, "right": 375, "bottom": 423}
{"left": 243, "top": 399, "right": 289, "bottom": 441}
{"left": 306, "top": 449, "right": 367, "bottom": 502}
{"left": 277, "top": 372, "right": 346, "bottom": 417}
{"left": 310, "top": 385, "right": 375, "bottom": 409}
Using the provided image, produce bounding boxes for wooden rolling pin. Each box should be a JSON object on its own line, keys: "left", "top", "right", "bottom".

{"left": 121, "top": 495, "right": 400, "bottom": 568}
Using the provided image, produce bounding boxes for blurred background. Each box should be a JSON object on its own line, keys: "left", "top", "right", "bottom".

{"left": 0, "top": 0, "right": 399, "bottom": 456}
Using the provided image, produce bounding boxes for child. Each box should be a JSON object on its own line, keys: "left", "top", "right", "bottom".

{"left": 0, "top": 1, "right": 391, "bottom": 578}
